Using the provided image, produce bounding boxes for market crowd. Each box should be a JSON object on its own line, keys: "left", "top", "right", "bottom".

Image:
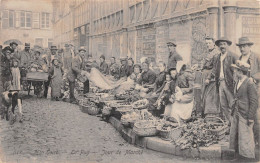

{"left": 0, "top": 36, "right": 259, "bottom": 160}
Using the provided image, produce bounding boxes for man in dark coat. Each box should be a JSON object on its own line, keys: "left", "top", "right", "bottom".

{"left": 229, "top": 60, "right": 258, "bottom": 160}
{"left": 236, "top": 36, "right": 260, "bottom": 148}
{"left": 137, "top": 61, "right": 157, "bottom": 86}
{"left": 1, "top": 47, "right": 13, "bottom": 92}
{"left": 119, "top": 58, "right": 128, "bottom": 78}
{"left": 206, "top": 37, "right": 238, "bottom": 123}
{"left": 67, "top": 47, "right": 89, "bottom": 103}
{"left": 99, "top": 55, "right": 109, "bottom": 75}
{"left": 167, "top": 40, "right": 182, "bottom": 70}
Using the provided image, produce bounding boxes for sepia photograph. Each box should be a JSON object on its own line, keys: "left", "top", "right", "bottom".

{"left": 0, "top": 0, "right": 260, "bottom": 162}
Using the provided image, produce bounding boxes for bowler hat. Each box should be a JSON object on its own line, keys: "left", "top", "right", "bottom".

{"left": 236, "top": 37, "right": 254, "bottom": 46}
{"left": 50, "top": 46, "right": 58, "bottom": 50}
{"left": 10, "top": 42, "right": 18, "bottom": 46}
{"left": 166, "top": 39, "right": 177, "bottom": 47}
{"left": 100, "top": 55, "right": 105, "bottom": 60}
{"left": 3, "top": 46, "right": 12, "bottom": 53}
{"left": 24, "top": 43, "right": 30, "bottom": 47}
{"left": 79, "top": 47, "right": 86, "bottom": 52}
{"left": 231, "top": 60, "right": 250, "bottom": 72}
{"left": 215, "top": 37, "right": 232, "bottom": 46}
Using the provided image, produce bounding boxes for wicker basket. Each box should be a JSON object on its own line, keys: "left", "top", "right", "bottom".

{"left": 157, "top": 126, "right": 183, "bottom": 141}
{"left": 132, "top": 99, "right": 149, "bottom": 109}
{"left": 133, "top": 120, "right": 158, "bottom": 137}
{"left": 87, "top": 106, "right": 100, "bottom": 115}
{"left": 204, "top": 116, "right": 228, "bottom": 140}
{"left": 102, "top": 107, "right": 112, "bottom": 116}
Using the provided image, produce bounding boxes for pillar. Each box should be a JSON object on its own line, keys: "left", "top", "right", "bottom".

{"left": 223, "top": 6, "right": 237, "bottom": 52}
{"left": 207, "top": 7, "right": 219, "bottom": 39}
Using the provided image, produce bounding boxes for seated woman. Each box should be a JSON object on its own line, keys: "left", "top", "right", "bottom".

{"left": 136, "top": 61, "right": 157, "bottom": 96}
{"left": 164, "top": 61, "right": 195, "bottom": 126}
{"left": 113, "top": 64, "right": 142, "bottom": 94}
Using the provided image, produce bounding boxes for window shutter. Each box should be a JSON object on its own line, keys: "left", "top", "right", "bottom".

{"left": 33, "top": 12, "right": 40, "bottom": 28}
{"left": 15, "top": 11, "right": 20, "bottom": 28}
{"left": 2, "top": 10, "right": 9, "bottom": 29}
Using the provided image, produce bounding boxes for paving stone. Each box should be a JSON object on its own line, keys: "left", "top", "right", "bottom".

{"left": 199, "top": 145, "right": 221, "bottom": 159}
{"left": 221, "top": 146, "right": 235, "bottom": 160}
{"left": 146, "top": 137, "right": 176, "bottom": 155}
{"left": 182, "top": 148, "right": 191, "bottom": 158}
{"left": 190, "top": 148, "right": 200, "bottom": 158}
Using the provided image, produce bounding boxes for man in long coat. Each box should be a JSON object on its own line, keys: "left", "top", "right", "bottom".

{"left": 206, "top": 37, "right": 238, "bottom": 123}
{"left": 67, "top": 47, "right": 89, "bottom": 104}
{"left": 236, "top": 36, "right": 260, "bottom": 148}
{"left": 230, "top": 61, "right": 258, "bottom": 160}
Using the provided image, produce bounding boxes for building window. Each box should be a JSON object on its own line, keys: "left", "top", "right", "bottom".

{"left": 2, "top": 10, "right": 9, "bottom": 29}
{"left": 9, "top": 11, "right": 14, "bottom": 27}
{"left": 32, "top": 12, "right": 40, "bottom": 28}
{"left": 48, "top": 39, "right": 53, "bottom": 48}
{"left": 20, "top": 11, "right": 32, "bottom": 28}
{"left": 41, "top": 12, "right": 50, "bottom": 29}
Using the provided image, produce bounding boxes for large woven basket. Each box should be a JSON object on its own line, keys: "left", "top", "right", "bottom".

{"left": 79, "top": 99, "right": 100, "bottom": 115}
{"left": 133, "top": 120, "right": 158, "bottom": 137}
{"left": 157, "top": 126, "right": 183, "bottom": 141}
{"left": 204, "top": 116, "right": 228, "bottom": 140}
{"left": 87, "top": 106, "right": 100, "bottom": 115}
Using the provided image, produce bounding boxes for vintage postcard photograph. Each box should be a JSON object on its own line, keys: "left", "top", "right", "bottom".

{"left": 0, "top": 0, "right": 260, "bottom": 162}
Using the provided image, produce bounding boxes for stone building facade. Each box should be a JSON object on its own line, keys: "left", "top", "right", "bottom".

{"left": 0, "top": 0, "right": 53, "bottom": 48}
{"left": 53, "top": 0, "right": 260, "bottom": 65}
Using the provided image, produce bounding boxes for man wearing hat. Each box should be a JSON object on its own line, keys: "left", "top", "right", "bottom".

{"left": 99, "top": 55, "right": 109, "bottom": 75}
{"left": 229, "top": 60, "right": 258, "bottom": 160}
{"left": 67, "top": 47, "right": 89, "bottom": 104}
{"left": 167, "top": 39, "right": 182, "bottom": 70}
{"left": 206, "top": 37, "right": 238, "bottom": 123}
{"left": 237, "top": 37, "right": 260, "bottom": 148}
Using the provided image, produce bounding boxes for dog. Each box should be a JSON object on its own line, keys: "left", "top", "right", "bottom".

{"left": 0, "top": 90, "right": 23, "bottom": 124}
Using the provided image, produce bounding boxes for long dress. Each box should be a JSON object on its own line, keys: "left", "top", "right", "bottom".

{"left": 50, "top": 66, "right": 63, "bottom": 98}
{"left": 164, "top": 71, "right": 195, "bottom": 125}
{"left": 201, "top": 48, "right": 220, "bottom": 115}
{"left": 11, "top": 67, "right": 21, "bottom": 90}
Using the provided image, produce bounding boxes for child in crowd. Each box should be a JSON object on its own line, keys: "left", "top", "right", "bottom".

{"left": 11, "top": 58, "right": 21, "bottom": 90}
{"left": 49, "top": 58, "right": 64, "bottom": 101}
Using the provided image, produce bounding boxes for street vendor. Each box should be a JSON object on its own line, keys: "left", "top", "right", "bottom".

{"left": 119, "top": 57, "right": 128, "bottom": 78}
{"left": 163, "top": 61, "right": 195, "bottom": 125}
{"left": 167, "top": 39, "right": 182, "bottom": 70}
{"left": 201, "top": 36, "right": 220, "bottom": 117}
{"left": 67, "top": 47, "right": 89, "bottom": 104}
{"left": 126, "top": 57, "right": 134, "bottom": 77}
{"left": 153, "top": 61, "right": 167, "bottom": 94}
{"left": 109, "top": 57, "right": 120, "bottom": 79}
{"left": 99, "top": 55, "right": 109, "bottom": 75}
{"left": 18, "top": 43, "right": 32, "bottom": 68}
{"left": 229, "top": 60, "right": 258, "bottom": 160}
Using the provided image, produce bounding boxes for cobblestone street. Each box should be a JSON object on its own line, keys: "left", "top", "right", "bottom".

{"left": 0, "top": 94, "right": 209, "bottom": 163}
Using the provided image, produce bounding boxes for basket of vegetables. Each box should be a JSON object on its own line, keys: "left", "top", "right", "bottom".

{"left": 156, "top": 121, "right": 179, "bottom": 140}
{"left": 204, "top": 116, "right": 228, "bottom": 140}
{"left": 121, "top": 111, "right": 140, "bottom": 126}
{"left": 102, "top": 106, "right": 112, "bottom": 116}
{"left": 133, "top": 120, "right": 159, "bottom": 137}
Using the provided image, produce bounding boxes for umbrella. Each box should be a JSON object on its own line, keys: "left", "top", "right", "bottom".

{"left": 3, "top": 39, "right": 22, "bottom": 45}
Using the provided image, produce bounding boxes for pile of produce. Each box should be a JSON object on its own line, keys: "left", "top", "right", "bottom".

{"left": 157, "top": 121, "right": 178, "bottom": 131}
{"left": 132, "top": 99, "right": 149, "bottom": 109}
{"left": 115, "top": 90, "right": 141, "bottom": 102}
{"left": 121, "top": 111, "right": 141, "bottom": 123}
{"left": 174, "top": 118, "right": 219, "bottom": 149}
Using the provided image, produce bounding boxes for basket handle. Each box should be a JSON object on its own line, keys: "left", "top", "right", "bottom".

{"left": 204, "top": 116, "right": 225, "bottom": 125}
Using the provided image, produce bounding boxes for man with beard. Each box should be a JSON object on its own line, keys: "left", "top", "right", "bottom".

{"left": 206, "top": 37, "right": 238, "bottom": 123}
{"left": 167, "top": 40, "right": 182, "bottom": 70}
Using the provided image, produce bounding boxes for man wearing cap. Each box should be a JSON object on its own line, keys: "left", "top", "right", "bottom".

{"left": 1, "top": 47, "right": 13, "bottom": 91}
{"left": 67, "top": 47, "right": 89, "bottom": 103}
{"left": 99, "top": 55, "right": 109, "bottom": 75}
{"left": 229, "top": 60, "right": 258, "bottom": 160}
{"left": 236, "top": 37, "right": 260, "bottom": 148}
{"left": 167, "top": 40, "right": 182, "bottom": 70}
{"left": 63, "top": 44, "right": 72, "bottom": 70}
{"left": 206, "top": 37, "right": 238, "bottom": 123}
{"left": 201, "top": 36, "right": 220, "bottom": 117}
